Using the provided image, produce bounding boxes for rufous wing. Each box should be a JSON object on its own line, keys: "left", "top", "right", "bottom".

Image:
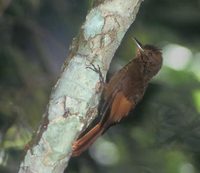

{"left": 72, "top": 91, "right": 134, "bottom": 157}
{"left": 102, "top": 91, "right": 134, "bottom": 127}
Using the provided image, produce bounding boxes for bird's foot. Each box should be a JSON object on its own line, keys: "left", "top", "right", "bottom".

{"left": 86, "top": 63, "right": 105, "bottom": 85}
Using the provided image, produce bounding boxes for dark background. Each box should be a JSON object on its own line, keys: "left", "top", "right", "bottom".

{"left": 0, "top": 0, "right": 200, "bottom": 172}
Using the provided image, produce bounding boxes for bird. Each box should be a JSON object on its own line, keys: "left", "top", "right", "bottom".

{"left": 72, "top": 38, "right": 163, "bottom": 157}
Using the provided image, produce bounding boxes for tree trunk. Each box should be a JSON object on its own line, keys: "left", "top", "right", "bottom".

{"left": 18, "top": 0, "right": 143, "bottom": 172}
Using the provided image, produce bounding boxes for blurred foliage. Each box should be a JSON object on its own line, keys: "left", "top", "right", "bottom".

{"left": 0, "top": 0, "right": 200, "bottom": 172}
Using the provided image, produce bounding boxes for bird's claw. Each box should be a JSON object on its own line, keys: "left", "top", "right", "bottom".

{"left": 86, "top": 63, "right": 105, "bottom": 84}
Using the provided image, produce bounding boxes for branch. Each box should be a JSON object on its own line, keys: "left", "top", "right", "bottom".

{"left": 18, "top": 0, "right": 143, "bottom": 172}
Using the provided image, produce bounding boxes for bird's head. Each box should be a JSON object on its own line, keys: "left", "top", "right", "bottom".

{"left": 133, "top": 37, "right": 163, "bottom": 78}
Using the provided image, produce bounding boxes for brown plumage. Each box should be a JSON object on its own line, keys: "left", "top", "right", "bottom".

{"left": 72, "top": 38, "right": 163, "bottom": 157}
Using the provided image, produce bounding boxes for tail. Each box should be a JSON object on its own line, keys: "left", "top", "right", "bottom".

{"left": 72, "top": 124, "right": 104, "bottom": 157}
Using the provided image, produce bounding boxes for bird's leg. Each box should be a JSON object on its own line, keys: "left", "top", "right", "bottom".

{"left": 86, "top": 63, "right": 105, "bottom": 85}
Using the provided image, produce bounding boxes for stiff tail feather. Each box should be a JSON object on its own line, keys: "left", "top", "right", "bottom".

{"left": 72, "top": 124, "right": 104, "bottom": 157}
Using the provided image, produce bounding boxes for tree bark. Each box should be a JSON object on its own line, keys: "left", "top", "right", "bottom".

{"left": 18, "top": 0, "right": 143, "bottom": 172}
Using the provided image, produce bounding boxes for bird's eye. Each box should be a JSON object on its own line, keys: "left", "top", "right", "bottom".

{"left": 148, "top": 52, "right": 153, "bottom": 56}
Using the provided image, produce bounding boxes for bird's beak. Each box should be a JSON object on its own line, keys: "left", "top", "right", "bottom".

{"left": 132, "top": 37, "right": 144, "bottom": 52}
